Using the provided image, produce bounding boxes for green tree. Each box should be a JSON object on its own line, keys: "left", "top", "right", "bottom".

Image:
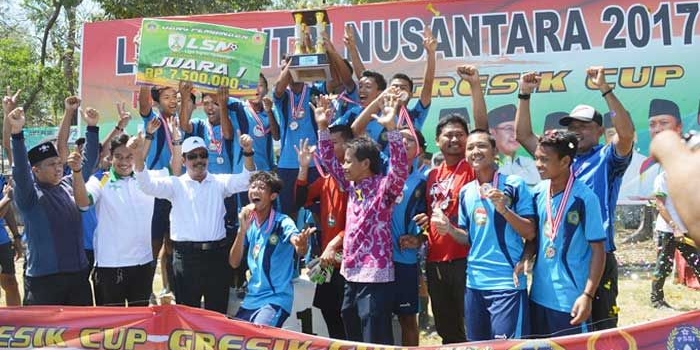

{"left": 94, "top": 0, "right": 272, "bottom": 20}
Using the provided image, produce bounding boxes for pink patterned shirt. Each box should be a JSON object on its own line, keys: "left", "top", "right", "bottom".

{"left": 318, "top": 130, "right": 408, "bottom": 283}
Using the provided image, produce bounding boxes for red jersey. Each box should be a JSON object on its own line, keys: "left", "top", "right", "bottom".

{"left": 296, "top": 175, "right": 347, "bottom": 250}
{"left": 425, "top": 159, "right": 476, "bottom": 262}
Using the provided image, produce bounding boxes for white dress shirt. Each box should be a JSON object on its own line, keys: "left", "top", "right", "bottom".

{"left": 135, "top": 169, "right": 252, "bottom": 242}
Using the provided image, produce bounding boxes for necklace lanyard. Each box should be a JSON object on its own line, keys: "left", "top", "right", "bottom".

{"left": 158, "top": 115, "right": 173, "bottom": 154}
{"left": 252, "top": 209, "right": 276, "bottom": 233}
{"left": 545, "top": 173, "right": 575, "bottom": 243}
{"left": 398, "top": 106, "right": 421, "bottom": 153}
{"left": 206, "top": 121, "right": 223, "bottom": 156}
{"left": 289, "top": 85, "right": 308, "bottom": 121}
{"left": 312, "top": 153, "right": 330, "bottom": 179}
{"left": 247, "top": 100, "right": 269, "bottom": 136}
{"left": 431, "top": 160, "right": 466, "bottom": 208}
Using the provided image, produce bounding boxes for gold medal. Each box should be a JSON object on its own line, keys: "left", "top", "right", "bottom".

{"left": 545, "top": 245, "right": 556, "bottom": 259}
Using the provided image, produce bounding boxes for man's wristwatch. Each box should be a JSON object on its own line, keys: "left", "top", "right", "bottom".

{"left": 242, "top": 149, "right": 255, "bottom": 157}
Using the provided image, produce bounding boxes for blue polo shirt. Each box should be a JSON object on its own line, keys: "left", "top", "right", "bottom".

{"left": 242, "top": 211, "right": 299, "bottom": 313}
{"left": 368, "top": 101, "right": 430, "bottom": 152}
{"left": 530, "top": 179, "right": 606, "bottom": 313}
{"left": 187, "top": 119, "right": 233, "bottom": 174}
{"left": 391, "top": 160, "right": 428, "bottom": 264}
{"left": 571, "top": 144, "right": 631, "bottom": 252}
{"left": 0, "top": 175, "right": 10, "bottom": 245}
{"left": 141, "top": 110, "right": 174, "bottom": 171}
{"left": 458, "top": 173, "right": 535, "bottom": 290}
{"left": 273, "top": 85, "right": 321, "bottom": 169}
{"left": 317, "top": 81, "right": 360, "bottom": 119}
{"left": 228, "top": 99, "right": 275, "bottom": 172}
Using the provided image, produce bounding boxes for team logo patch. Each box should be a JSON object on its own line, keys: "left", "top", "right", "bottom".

{"left": 567, "top": 211, "right": 580, "bottom": 225}
{"left": 474, "top": 207, "right": 488, "bottom": 226}
{"left": 666, "top": 325, "right": 700, "bottom": 350}
{"left": 168, "top": 33, "right": 186, "bottom": 52}
{"left": 269, "top": 234, "right": 279, "bottom": 245}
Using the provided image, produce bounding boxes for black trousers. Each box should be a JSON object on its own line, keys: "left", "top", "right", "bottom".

{"left": 652, "top": 231, "right": 700, "bottom": 302}
{"left": 172, "top": 240, "right": 231, "bottom": 313}
{"left": 426, "top": 258, "right": 467, "bottom": 344}
{"left": 95, "top": 261, "right": 156, "bottom": 306}
{"left": 24, "top": 268, "right": 92, "bottom": 306}
{"left": 591, "top": 252, "right": 619, "bottom": 331}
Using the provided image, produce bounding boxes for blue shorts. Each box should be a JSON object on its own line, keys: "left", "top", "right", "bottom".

{"left": 393, "top": 262, "right": 419, "bottom": 315}
{"left": 530, "top": 300, "right": 590, "bottom": 338}
{"left": 235, "top": 304, "right": 290, "bottom": 327}
{"left": 465, "top": 287, "right": 529, "bottom": 341}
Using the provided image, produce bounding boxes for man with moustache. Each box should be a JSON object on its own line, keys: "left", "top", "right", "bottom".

{"left": 132, "top": 132, "right": 255, "bottom": 313}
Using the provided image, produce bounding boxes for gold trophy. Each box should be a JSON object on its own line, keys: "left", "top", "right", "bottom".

{"left": 287, "top": 9, "right": 331, "bottom": 82}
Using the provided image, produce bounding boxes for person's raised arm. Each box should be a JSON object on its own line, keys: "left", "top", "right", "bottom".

{"left": 131, "top": 132, "right": 175, "bottom": 199}
{"left": 169, "top": 116, "right": 183, "bottom": 176}
{"left": 58, "top": 96, "right": 81, "bottom": 164}
{"left": 419, "top": 26, "right": 436, "bottom": 108}
{"left": 315, "top": 96, "right": 349, "bottom": 190}
{"left": 2, "top": 87, "right": 21, "bottom": 166}
{"left": 218, "top": 86, "right": 234, "bottom": 140}
{"left": 344, "top": 24, "right": 366, "bottom": 81}
{"left": 457, "top": 65, "right": 487, "bottom": 130}
{"left": 294, "top": 138, "right": 315, "bottom": 210}
{"left": 514, "top": 72, "right": 541, "bottom": 156}
{"left": 8, "top": 108, "right": 38, "bottom": 210}
{"left": 142, "top": 118, "right": 161, "bottom": 160}
{"left": 376, "top": 93, "right": 408, "bottom": 198}
{"left": 0, "top": 183, "right": 13, "bottom": 218}
{"left": 81, "top": 107, "right": 101, "bottom": 180}
{"left": 587, "top": 66, "right": 635, "bottom": 157}
{"left": 351, "top": 87, "right": 390, "bottom": 136}
{"left": 323, "top": 32, "right": 355, "bottom": 93}
{"left": 263, "top": 96, "right": 280, "bottom": 141}
{"left": 139, "top": 86, "right": 152, "bottom": 117}
{"left": 67, "top": 150, "right": 90, "bottom": 209}
{"left": 230, "top": 204, "right": 253, "bottom": 268}
{"left": 274, "top": 60, "right": 293, "bottom": 99}
{"left": 178, "top": 81, "right": 194, "bottom": 135}
{"left": 100, "top": 102, "right": 132, "bottom": 163}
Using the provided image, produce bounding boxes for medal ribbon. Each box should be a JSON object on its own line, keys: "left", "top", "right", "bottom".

{"left": 398, "top": 106, "right": 421, "bottom": 153}
{"left": 312, "top": 153, "right": 330, "bottom": 179}
{"left": 247, "top": 100, "right": 270, "bottom": 136}
{"left": 158, "top": 115, "right": 173, "bottom": 154}
{"left": 206, "top": 120, "right": 223, "bottom": 156}
{"left": 289, "top": 84, "right": 308, "bottom": 121}
{"left": 545, "top": 172, "right": 575, "bottom": 243}
{"left": 252, "top": 208, "right": 276, "bottom": 233}
{"left": 431, "top": 160, "right": 466, "bottom": 209}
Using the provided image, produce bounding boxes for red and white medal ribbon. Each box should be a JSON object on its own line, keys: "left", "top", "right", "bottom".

{"left": 206, "top": 121, "right": 223, "bottom": 157}
{"left": 247, "top": 100, "right": 269, "bottom": 137}
{"left": 545, "top": 173, "right": 575, "bottom": 243}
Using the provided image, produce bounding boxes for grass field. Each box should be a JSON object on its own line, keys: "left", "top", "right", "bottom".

{"left": 2, "top": 229, "right": 700, "bottom": 346}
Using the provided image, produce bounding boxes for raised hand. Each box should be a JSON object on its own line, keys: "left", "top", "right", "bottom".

{"left": 457, "top": 65, "right": 480, "bottom": 85}
{"left": 178, "top": 81, "right": 193, "bottom": 97}
{"left": 64, "top": 96, "right": 81, "bottom": 113}
{"left": 146, "top": 117, "right": 161, "bottom": 135}
{"left": 423, "top": 26, "right": 436, "bottom": 54}
{"left": 586, "top": 66, "right": 610, "bottom": 91}
{"left": 312, "top": 95, "right": 333, "bottom": 129}
{"left": 372, "top": 92, "right": 400, "bottom": 131}
{"left": 127, "top": 132, "right": 145, "bottom": 152}
{"left": 3, "top": 86, "right": 21, "bottom": 115}
{"left": 81, "top": 107, "right": 100, "bottom": 127}
{"left": 519, "top": 72, "right": 541, "bottom": 94}
{"left": 238, "top": 129, "right": 253, "bottom": 152}
{"left": 262, "top": 96, "right": 273, "bottom": 112}
{"left": 67, "top": 150, "right": 83, "bottom": 172}
{"left": 115, "top": 102, "right": 132, "bottom": 130}
{"left": 7, "top": 107, "right": 25, "bottom": 134}
{"left": 343, "top": 24, "right": 356, "bottom": 50}
{"left": 217, "top": 85, "right": 229, "bottom": 107}
{"left": 294, "top": 138, "right": 316, "bottom": 168}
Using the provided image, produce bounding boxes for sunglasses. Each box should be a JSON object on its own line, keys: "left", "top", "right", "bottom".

{"left": 185, "top": 152, "right": 208, "bottom": 161}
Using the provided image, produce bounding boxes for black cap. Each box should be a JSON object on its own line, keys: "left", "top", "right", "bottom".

{"left": 559, "top": 105, "right": 603, "bottom": 126}
{"left": 28, "top": 142, "right": 59, "bottom": 166}
{"left": 649, "top": 98, "right": 680, "bottom": 121}
{"left": 488, "top": 104, "right": 516, "bottom": 126}
{"left": 543, "top": 111, "right": 568, "bottom": 133}
{"left": 439, "top": 107, "right": 470, "bottom": 125}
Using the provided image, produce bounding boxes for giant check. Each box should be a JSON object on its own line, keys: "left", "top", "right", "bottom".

{"left": 136, "top": 18, "right": 267, "bottom": 94}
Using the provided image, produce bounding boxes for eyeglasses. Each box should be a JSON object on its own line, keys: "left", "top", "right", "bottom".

{"left": 185, "top": 152, "right": 208, "bottom": 161}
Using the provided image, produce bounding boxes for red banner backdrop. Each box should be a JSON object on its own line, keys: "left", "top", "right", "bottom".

{"left": 1, "top": 304, "right": 700, "bottom": 349}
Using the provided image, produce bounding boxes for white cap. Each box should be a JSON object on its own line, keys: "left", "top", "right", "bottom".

{"left": 559, "top": 104, "right": 603, "bottom": 126}
{"left": 181, "top": 136, "right": 207, "bottom": 154}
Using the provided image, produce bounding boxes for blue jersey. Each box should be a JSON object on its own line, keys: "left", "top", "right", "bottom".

{"left": 141, "top": 111, "right": 174, "bottom": 170}
{"left": 273, "top": 85, "right": 321, "bottom": 169}
{"left": 530, "top": 179, "right": 606, "bottom": 313}
{"left": 368, "top": 101, "right": 430, "bottom": 152}
{"left": 391, "top": 161, "right": 428, "bottom": 264}
{"left": 332, "top": 104, "right": 363, "bottom": 127}
{"left": 458, "top": 173, "right": 535, "bottom": 290}
{"left": 188, "top": 119, "right": 233, "bottom": 174}
{"left": 242, "top": 211, "right": 299, "bottom": 313}
{"left": 0, "top": 176, "right": 10, "bottom": 245}
{"left": 318, "top": 81, "right": 360, "bottom": 119}
{"left": 572, "top": 144, "right": 631, "bottom": 252}
{"left": 228, "top": 99, "right": 275, "bottom": 172}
